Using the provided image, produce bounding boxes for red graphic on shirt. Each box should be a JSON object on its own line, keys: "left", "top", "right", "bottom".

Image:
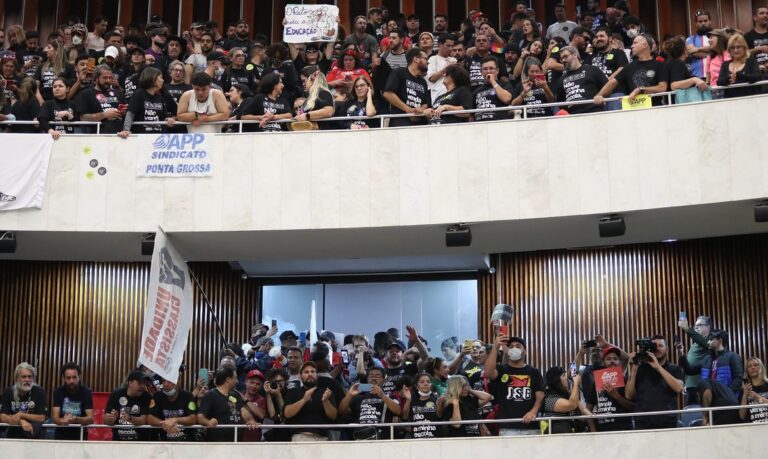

{"left": 509, "top": 375, "right": 531, "bottom": 387}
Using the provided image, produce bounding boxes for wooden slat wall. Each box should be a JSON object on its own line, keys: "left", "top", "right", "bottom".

{"left": 0, "top": 261, "right": 260, "bottom": 399}
{"left": 478, "top": 234, "right": 768, "bottom": 374}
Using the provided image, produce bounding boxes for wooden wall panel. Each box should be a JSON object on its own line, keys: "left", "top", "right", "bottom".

{"left": 0, "top": 261, "right": 261, "bottom": 400}
{"left": 478, "top": 234, "right": 768, "bottom": 375}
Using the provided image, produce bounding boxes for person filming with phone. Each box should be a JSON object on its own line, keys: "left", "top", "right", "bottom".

{"left": 677, "top": 314, "right": 713, "bottom": 405}
{"left": 339, "top": 367, "right": 403, "bottom": 440}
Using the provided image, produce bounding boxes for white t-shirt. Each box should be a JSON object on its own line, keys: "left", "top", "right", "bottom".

{"left": 86, "top": 33, "right": 105, "bottom": 52}
{"left": 426, "top": 54, "right": 457, "bottom": 101}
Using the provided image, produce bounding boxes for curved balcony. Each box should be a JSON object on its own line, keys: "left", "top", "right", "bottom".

{"left": 0, "top": 94, "right": 767, "bottom": 262}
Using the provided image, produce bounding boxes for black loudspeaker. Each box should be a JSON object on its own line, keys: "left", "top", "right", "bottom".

{"left": 446, "top": 225, "right": 472, "bottom": 247}
{"left": 0, "top": 232, "right": 16, "bottom": 253}
{"left": 755, "top": 203, "right": 768, "bottom": 223}
{"left": 141, "top": 233, "right": 156, "bottom": 256}
{"left": 599, "top": 215, "right": 625, "bottom": 238}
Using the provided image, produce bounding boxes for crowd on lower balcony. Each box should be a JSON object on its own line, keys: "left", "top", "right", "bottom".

{"left": 1, "top": 315, "right": 767, "bottom": 442}
{"left": 0, "top": 2, "right": 767, "bottom": 137}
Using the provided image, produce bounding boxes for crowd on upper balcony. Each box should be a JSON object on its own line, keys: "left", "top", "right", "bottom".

{"left": 1, "top": 315, "right": 767, "bottom": 442}
{"left": 0, "top": 1, "right": 767, "bottom": 137}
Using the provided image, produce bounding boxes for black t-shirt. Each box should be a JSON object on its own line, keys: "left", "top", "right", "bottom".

{"left": 384, "top": 67, "right": 431, "bottom": 127}
{"left": 104, "top": 387, "right": 152, "bottom": 441}
{"left": 52, "top": 384, "right": 93, "bottom": 440}
{"left": 0, "top": 385, "right": 48, "bottom": 439}
{"left": 127, "top": 89, "right": 172, "bottom": 133}
{"left": 165, "top": 82, "right": 192, "bottom": 104}
{"left": 747, "top": 384, "right": 768, "bottom": 423}
{"left": 300, "top": 90, "right": 335, "bottom": 130}
{"left": 381, "top": 362, "right": 419, "bottom": 397}
{"left": 491, "top": 364, "right": 545, "bottom": 430}
{"left": 229, "top": 66, "right": 257, "bottom": 90}
{"left": 614, "top": 59, "right": 669, "bottom": 105}
{"left": 512, "top": 82, "right": 550, "bottom": 118}
{"left": 632, "top": 362, "right": 684, "bottom": 426}
{"left": 244, "top": 93, "right": 292, "bottom": 132}
{"left": 339, "top": 97, "right": 379, "bottom": 128}
{"left": 38, "top": 98, "right": 79, "bottom": 134}
{"left": 464, "top": 53, "right": 508, "bottom": 90}
{"left": 35, "top": 63, "right": 76, "bottom": 100}
{"left": 78, "top": 85, "right": 125, "bottom": 133}
{"left": 284, "top": 385, "right": 338, "bottom": 437}
{"left": 546, "top": 46, "right": 564, "bottom": 86}
{"left": 123, "top": 72, "right": 141, "bottom": 102}
{"left": 591, "top": 49, "right": 629, "bottom": 80}
{"left": 581, "top": 367, "right": 632, "bottom": 431}
{"left": 149, "top": 390, "right": 198, "bottom": 441}
{"left": 432, "top": 86, "right": 472, "bottom": 123}
{"left": 745, "top": 30, "right": 768, "bottom": 67}
{"left": 410, "top": 393, "right": 442, "bottom": 439}
{"left": 442, "top": 395, "right": 480, "bottom": 437}
{"left": 667, "top": 58, "right": 692, "bottom": 84}
{"left": 473, "top": 81, "right": 513, "bottom": 121}
{"left": 552, "top": 64, "right": 609, "bottom": 114}
{"left": 9, "top": 98, "right": 41, "bottom": 133}
{"left": 198, "top": 388, "right": 245, "bottom": 442}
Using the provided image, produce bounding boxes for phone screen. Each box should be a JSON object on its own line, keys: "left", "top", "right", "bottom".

{"left": 358, "top": 383, "right": 372, "bottom": 392}
{"left": 271, "top": 319, "right": 277, "bottom": 327}
{"left": 198, "top": 368, "right": 208, "bottom": 381}
{"left": 499, "top": 324, "right": 509, "bottom": 336}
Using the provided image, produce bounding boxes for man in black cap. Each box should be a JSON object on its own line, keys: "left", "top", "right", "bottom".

{"left": 166, "top": 35, "right": 187, "bottom": 64}
{"left": 280, "top": 330, "right": 299, "bottom": 348}
{"left": 380, "top": 338, "right": 418, "bottom": 397}
{"left": 103, "top": 369, "right": 153, "bottom": 441}
{"left": 485, "top": 334, "right": 545, "bottom": 436}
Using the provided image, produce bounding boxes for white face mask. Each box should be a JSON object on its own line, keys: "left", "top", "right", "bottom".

{"left": 162, "top": 388, "right": 177, "bottom": 397}
{"left": 418, "top": 390, "right": 432, "bottom": 397}
{"left": 72, "top": 35, "right": 83, "bottom": 46}
{"left": 626, "top": 29, "right": 639, "bottom": 38}
{"left": 507, "top": 347, "right": 523, "bottom": 361}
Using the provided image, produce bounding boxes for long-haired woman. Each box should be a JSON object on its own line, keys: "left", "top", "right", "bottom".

{"left": 402, "top": 373, "right": 444, "bottom": 439}
{"left": 35, "top": 40, "right": 75, "bottom": 101}
{"left": 38, "top": 77, "right": 78, "bottom": 139}
{"left": 441, "top": 374, "right": 491, "bottom": 437}
{"left": 511, "top": 57, "right": 554, "bottom": 118}
{"left": 540, "top": 367, "right": 591, "bottom": 433}
{"left": 294, "top": 65, "right": 335, "bottom": 129}
{"left": 9, "top": 76, "right": 40, "bottom": 133}
{"left": 739, "top": 357, "right": 768, "bottom": 423}
{"left": 340, "top": 75, "right": 377, "bottom": 129}
{"left": 241, "top": 72, "right": 293, "bottom": 133}
{"left": 717, "top": 33, "right": 762, "bottom": 98}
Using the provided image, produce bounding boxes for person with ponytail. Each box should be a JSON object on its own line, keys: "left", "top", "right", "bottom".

{"left": 35, "top": 40, "right": 75, "bottom": 101}
{"left": 293, "top": 65, "right": 335, "bottom": 130}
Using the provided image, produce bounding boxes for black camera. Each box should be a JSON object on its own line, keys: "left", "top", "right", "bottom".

{"left": 632, "top": 338, "right": 658, "bottom": 364}
{"left": 583, "top": 339, "right": 597, "bottom": 348}
{"left": 269, "top": 380, "right": 279, "bottom": 390}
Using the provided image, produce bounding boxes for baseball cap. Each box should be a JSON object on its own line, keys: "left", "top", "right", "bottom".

{"left": 602, "top": 346, "right": 622, "bottom": 359}
{"left": 471, "top": 12, "right": 486, "bottom": 22}
{"left": 300, "top": 361, "right": 317, "bottom": 372}
{"left": 418, "top": 31, "right": 434, "bottom": 42}
{"left": 387, "top": 339, "right": 406, "bottom": 351}
{"left": 191, "top": 22, "right": 206, "bottom": 29}
{"left": 246, "top": 369, "right": 265, "bottom": 381}
{"left": 280, "top": 330, "right": 299, "bottom": 341}
{"left": 129, "top": 47, "right": 146, "bottom": 56}
{"left": 508, "top": 336, "right": 527, "bottom": 348}
{"left": 104, "top": 46, "right": 119, "bottom": 59}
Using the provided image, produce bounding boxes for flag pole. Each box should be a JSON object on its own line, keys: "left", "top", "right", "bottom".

{"left": 187, "top": 266, "right": 228, "bottom": 348}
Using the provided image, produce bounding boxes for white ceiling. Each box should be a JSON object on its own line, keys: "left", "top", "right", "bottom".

{"left": 2, "top": 199, "right": 767, "bottom": 277}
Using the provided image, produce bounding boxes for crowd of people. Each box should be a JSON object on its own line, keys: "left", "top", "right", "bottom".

{"left": 1, "top": 315, "right": 767, "bottom": 442}
{"left": 0, "top": 2, "right": 767, "bottom": 136}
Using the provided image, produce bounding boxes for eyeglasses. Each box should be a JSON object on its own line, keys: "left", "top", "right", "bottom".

{"left": 171, "top": 68, "right": 184, "bottom": 72}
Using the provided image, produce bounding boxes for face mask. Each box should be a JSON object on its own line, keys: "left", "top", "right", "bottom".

{"left": 72, "top": 35, "right": 83, "bottom": 46}
{"left": 154, "top": 40, "right": 166, "bottom": 50}
{"left": 418, "top": 390, "right": 432, "bottom": 397}
{"left": 507, "top": 347, "right": 523, "bottom": 361}
{"left": 162, "top": 388, "right": 177, "bottom": 397}
{"left": 215, "top": 67, "right": 224, "bottom": 78}
{"left": 626, "top": 29, "right": 639, "bottom": 38}
{"left": 698, "top": 25, "right": 712, "bottom": 35}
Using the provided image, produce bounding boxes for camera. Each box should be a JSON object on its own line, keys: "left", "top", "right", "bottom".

{"left": 269, "top": 380, "right": 279, "bottom": 390}
{"left": 583, "top": 339, "right": 597, "bottom": 348}
{"left": 632, "top": 338, "right": 658, "bottom": 364}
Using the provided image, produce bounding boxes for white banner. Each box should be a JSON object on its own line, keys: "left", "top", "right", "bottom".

{"left": 137, "top": 133, "right": 214, "bottom": 177}
{"left": 139, "top": 228, "right": 194, "bottom": 383}
{"left": 0, "top": 134, "right": 53, "bottom": 210}
{"left": 283, "top": 4, "right": 339, "bottom": 43}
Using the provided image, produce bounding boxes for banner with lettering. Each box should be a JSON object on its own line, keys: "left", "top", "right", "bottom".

{"left": 137, "top": 133, "right": 214, "bottom": 177}
{"left": 283, "top": 4, "right": 339, "bottom": 43}
{"left": 0, "top": 134, "right": 53, "bottom": 211}
{"left": 138, "top": 228, "right": 194, "bottom": 383}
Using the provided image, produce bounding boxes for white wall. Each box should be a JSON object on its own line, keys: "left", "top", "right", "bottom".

{"left": 1, "top": 96, "right": 767, "bottom": 234}
{"left": 2, "top": 423, "right": 767, "bottom": 457}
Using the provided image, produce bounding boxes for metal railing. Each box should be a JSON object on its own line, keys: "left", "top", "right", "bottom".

{"left": 1, "top": 402, "right": 765, "bottom": 442}
{"left": 1, "top": 80, "right": 766, "bottom": 135}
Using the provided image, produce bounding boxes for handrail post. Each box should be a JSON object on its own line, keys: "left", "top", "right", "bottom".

{"left": 80, "top": 424, "right": 84, "bottom": 441}
{"left": 390, "top": 424, "right": 394, "bottom": 440}
{"left": 708, "top": 407, "right": 713, "bottom": 427}
{"left": 234, "top": 424, "right": 238, "bottom": 443}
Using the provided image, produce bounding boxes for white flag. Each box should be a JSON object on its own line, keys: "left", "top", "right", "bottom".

{"left": 139, "top": 228, "right": 194, "bottom": 382}
{"left": 0, "top": 134, "right": 53, "bottom": 211}
{"left": 309, "top": 300, "right": 318, "bottom": 349}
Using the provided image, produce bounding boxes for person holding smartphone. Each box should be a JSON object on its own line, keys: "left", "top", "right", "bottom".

{"left": 339, "top": 367, "right": 403, "bottom": 440}
{"left": 511, "top": 57, "right": 554, "bottom": 118}
{"left": 676, "top": 314, "right": 713, "bottom": 405}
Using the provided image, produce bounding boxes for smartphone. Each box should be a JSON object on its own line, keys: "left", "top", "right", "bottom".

{"left": 569, "top": 362, "right": 578, "bottom": 378}
{"left": 87, "top": 57, "right": 96, "bottom": 72}
{"left": 198, "top": 368, "right": 209, "bottom": 382}
{"left": 499, "top": 323, "right": 509, "bottom": 336}
{"left": 300, "top": 331, "right": 307, "bottom": 346}
{"left": 464, "top": 339, "right": 473, "bottom": 348}
{"left": 341, "top": 349, "right": 350, "bottom": 365}
{"left": 535, "top": 74, "right": 545, "bottom": 81}
{"left": 583, "top": 339, "right": 597, "bottom": 348}
{"left": 679, "top": 311, "right": 687, "bottom": 322}
{"left": 271, "top": 319, "right": 277, "bottom": 327}
{"left": 358, "top": 383, "right": 372, "bottom": 392}
{"left": 673, "top": 334, "right": 681, "bottom": 345}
